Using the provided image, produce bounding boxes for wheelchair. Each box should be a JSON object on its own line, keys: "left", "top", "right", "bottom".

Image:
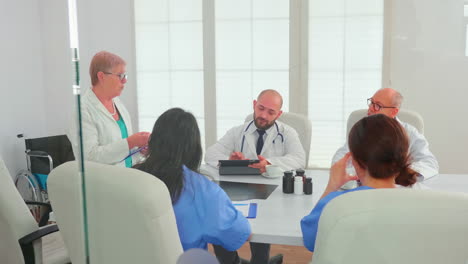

{"left": 14, "top": 134, "right": 75, "bottom": 225}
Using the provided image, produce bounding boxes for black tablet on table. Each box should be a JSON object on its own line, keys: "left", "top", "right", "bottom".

{"left": 218, "top": 160, "right": 261, "bottom": 175}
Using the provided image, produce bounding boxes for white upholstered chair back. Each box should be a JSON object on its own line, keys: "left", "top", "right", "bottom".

{"left": 312, "top": 189, "right": 468, "bottom": 264}
{"left": 346, "top": 109, "right": 424, "bottom": 136}
{"left": 0, "top": 158, "right": 40, "bottom": 264}
{"left": 48, "top": 161, "right": 183, "bottom": 264}
{"left": 245, "top": 112, "right": 312, "bottom": 167}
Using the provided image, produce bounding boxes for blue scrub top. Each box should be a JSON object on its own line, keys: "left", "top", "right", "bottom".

{"left": 173, "top": 166, "right": 251, "bottom": 251}
{"left": 301, "top": 185, "right": 374, "bottom": 252}
{"left": 115, "top": 113, "right": 132, "bottom": 168}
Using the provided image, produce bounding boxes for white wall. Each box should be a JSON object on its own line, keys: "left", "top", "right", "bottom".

{"left": 0, "top": 0, "right": 47, "bottom": 176}
{"left": 76, "top": 0, "right": 138, "bottom": 128}
{"left": 386, "top": 0, "right": 468, "bottom": 173}
{"left": 38, "top": 0, "right": 138, "bottom": 136}
{"left": 39, "top": 0, "right": 138, "bottom": 133}
{"left": 0, "top": 0, "right": 137, "bottom": 177}
{"left": 39, "top": 0, "right": 75, "bottom": 136}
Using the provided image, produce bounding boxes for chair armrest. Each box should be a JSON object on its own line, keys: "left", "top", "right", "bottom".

{"left": 19, "top": 224, "right": 59, "bottom": 246}
{"left": 25, "top": 200, "right": 52, "bottom": 210}
{"left": 19, "top": 224, "right": 60, "bottom": 264}
{"left": 26, "top": 150, "right": 50, "bottom": 158}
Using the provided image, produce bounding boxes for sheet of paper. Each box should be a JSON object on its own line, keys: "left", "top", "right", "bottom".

{"left": 232, "top": 203, "right": 250, "bottom": 217}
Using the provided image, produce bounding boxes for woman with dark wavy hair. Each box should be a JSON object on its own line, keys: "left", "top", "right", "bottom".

{"left": 134, "top": 108, "right": 250, "bottom": 260}
{"left": 301, "top": 114, "right": 417, "bottom": 253}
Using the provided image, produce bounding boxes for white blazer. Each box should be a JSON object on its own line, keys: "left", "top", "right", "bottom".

{"left": 205, "top": 120, "right": 306, "bottom": 171}
{"left": 332, "top": 118, "right": 439, "bottom": 179}
{"left": 70, "top": 88, "right": 136, "bottom": 167}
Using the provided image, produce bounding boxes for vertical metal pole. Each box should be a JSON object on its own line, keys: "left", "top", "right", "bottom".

{"left": 67, "top": 0, "right": 90, "bottom": 262}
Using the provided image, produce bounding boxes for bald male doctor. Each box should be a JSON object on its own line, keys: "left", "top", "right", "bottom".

{"left": 205, "top": 89, "right": 305, "bottom": 173}
{"left": 205, "top": 89, "right": 305, "bottom": 264}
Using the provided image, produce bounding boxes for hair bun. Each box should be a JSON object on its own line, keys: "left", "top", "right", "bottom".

{"left": 395, "top": 163, "right": 417, "bottom": 186}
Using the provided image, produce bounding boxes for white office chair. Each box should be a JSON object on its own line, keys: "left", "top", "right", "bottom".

{"left": 47, "top": 161, "right": 183, "bottom": 264}
{"left": 346, "top": 109, "right": 424, "bottom": 136}
{"left": 245, "top": 112, "right": 312, "bottom": 167}
{"left": 0, "top": 158, "right": 69, "bottom": 264}
{"left": 312, "top": 189, "right": 468, "bottom": 264}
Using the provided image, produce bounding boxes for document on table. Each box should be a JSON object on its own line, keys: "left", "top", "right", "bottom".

{"left": 233, "top": 202, "right": 257, "bottom": 218}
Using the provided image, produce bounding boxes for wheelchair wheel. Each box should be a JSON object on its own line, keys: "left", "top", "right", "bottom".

{"left": 15, "top": 170, "right": 41, "bottom": 202}
{"left": 15, "top": 170, "right": 50, "bottom": 223}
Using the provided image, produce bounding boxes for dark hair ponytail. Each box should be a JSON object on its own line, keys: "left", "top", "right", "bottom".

{"left": 395, "top": 164, "right": 417, "bottom": 187}
{"left": 349, "top": 114, "right": 417, "bottom": 186}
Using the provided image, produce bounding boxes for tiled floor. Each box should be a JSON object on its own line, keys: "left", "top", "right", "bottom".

{"left": 208, "top": 243, "right": 313, "bottom": 264}
{"left": 42, "top": 231, "right": 70, "bottom": 263}
{"left": 43, "top": 232, "right": 312, "bottom": 264}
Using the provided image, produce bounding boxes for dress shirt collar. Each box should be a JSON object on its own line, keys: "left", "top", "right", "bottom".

{"left": 245, "top": 120, "right": 276, "bottom": 136}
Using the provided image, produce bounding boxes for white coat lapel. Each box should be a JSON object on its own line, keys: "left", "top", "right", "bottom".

{"left": 261, "top": 131, "right": 275, "bottom": 156}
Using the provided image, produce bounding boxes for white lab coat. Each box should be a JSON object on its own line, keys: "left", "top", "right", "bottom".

{"left": 69, "top": 88, "right": 137, "bottom": 167}
{"left": 332, "top": 118, "right": 439, "bottom": 179}
{"left": 205, "top": 120, "right": 306, "bottom": 171}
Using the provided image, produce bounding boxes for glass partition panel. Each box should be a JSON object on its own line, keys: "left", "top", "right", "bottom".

{"left": 0, "top": 0, "right": 90, "bottom": 263}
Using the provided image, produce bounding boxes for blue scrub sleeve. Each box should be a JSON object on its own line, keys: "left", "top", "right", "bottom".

{"left": 201, "top": 186, "right": 251, "bottom": 251}
{"left": 301, "top": 195, "right": 333, "bottom": 252}
{"left": 301, "top": 186, "right": 374, "bottom": 252}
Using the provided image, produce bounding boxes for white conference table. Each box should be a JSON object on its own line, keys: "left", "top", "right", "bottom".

{"left": 201, "top": 165, "right": 468, "bottom": 246}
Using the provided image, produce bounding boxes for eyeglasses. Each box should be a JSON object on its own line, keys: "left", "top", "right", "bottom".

{"left": 103, "top": 72, "right": 128, "bottom": 81}
{"left": 367, "top": 98, "right": 397, "bottom": 112}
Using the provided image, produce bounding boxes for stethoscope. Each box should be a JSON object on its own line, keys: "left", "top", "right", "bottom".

{"left": 240, "top": 120, "right": 284, "bottom": 152}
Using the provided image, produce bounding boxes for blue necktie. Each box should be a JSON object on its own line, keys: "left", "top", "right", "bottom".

{"left": 256, "top": 129, "right": 266, "bottom": 155}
